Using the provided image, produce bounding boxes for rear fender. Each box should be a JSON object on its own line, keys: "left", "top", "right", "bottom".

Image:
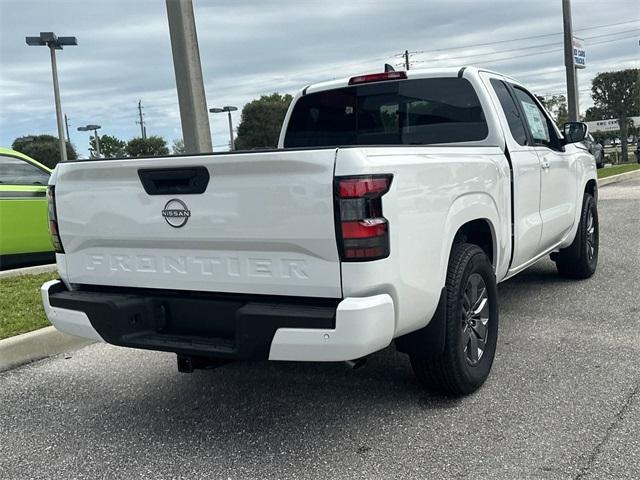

{"left": 439, "top": 193, "right": 501, "bottom": 286}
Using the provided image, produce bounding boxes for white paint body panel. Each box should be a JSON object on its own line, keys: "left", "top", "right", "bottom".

{"left": 47, "top": 67, "right": 597, "bottom": 361}
{"left": 54, "top": 150, "right": 342, "bottom": 298}
{"left": 41, "top": 280, "right": 103, "bottom": 341}
{"left": 269, "top": 294, "right": 394, "bottom": 361}
{"left": 334, "top": 146, "right": 509, "bottom": 337}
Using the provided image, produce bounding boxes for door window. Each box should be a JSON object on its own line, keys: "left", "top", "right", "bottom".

{"left": 0, "top": 155, "right": 50, "bottom": 185}
{"left": 490, "top": 79, "right": 528, "bottom": 146}
{"left": 512, "top": 87, "right": 561, "bottom": 150}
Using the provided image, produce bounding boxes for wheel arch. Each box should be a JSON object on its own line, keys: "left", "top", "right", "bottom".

{"left": 439, "top": 193, "right": 502, "bottom": 287}
{"left": 559, "top": 175, "right": 598, "bottom": 250}
{"left": 585, "top": 178, "right": 597, "bottom": 202}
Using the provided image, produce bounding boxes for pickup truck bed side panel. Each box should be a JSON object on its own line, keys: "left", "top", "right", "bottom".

{"left": 336, "top": 146, "right": 510, "bottom": 337}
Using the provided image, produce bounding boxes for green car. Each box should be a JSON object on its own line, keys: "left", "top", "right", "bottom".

{"left": 0, "top": 147, "right": 54, "bottom": 270}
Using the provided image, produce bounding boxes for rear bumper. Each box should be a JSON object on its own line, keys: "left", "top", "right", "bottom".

{"left": 41, "top": 280, "right": 394, "bottom": 362}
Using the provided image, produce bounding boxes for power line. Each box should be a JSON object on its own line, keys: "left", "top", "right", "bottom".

{"left": 574, "top": 19, "right": 639, "bottom": 32}
{"left": 409, "top": 29, "right": 639, "bottom": 65}
{"left": 283, "top": 21, "right": 640, "bottom": 82}
{"left": 537, "top": 88, "right": 592, "bottom": 97}
{"left": 408, "top": 33, "right": 640, "bottom": 67}
{"left": 581, "top": 27, "right": 640, "bottom": 41}
{"left": 408, "top": 19, "right": 639, "bottom": 55}
{"left": 471, "top": 34, "right": 639, "bottom": 67}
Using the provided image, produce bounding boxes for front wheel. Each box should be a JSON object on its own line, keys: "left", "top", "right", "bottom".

{"left": 554, "top": 193, "right": 598, "bottom": 279}
{"left": 410, "top": 243, "right": 498, "bottom": 396}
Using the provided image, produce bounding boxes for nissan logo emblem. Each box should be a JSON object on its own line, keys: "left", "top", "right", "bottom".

{"left": 162, "top": 199, "right": 191, "bottom": 228}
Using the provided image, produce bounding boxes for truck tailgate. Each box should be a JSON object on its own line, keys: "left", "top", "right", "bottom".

{"left": 54, "top": 149, "right": 342, "bottom": 298}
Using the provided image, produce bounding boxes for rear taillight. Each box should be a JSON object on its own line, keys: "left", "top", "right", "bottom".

{"left": 46, "top": 186, "right": 64, "bottom": 253}
{"left": 335, "top": 175, "right": 392, "bottom": 261}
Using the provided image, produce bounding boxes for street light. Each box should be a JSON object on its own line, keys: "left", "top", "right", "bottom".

{"left": 26, "top": 32, "right": 77, "bottom": 162}
{"left": 209, "top": 106, "right": 238, "bottom": 151}
{"left": 78, "top": 124, "right": 101, "bottom": 158}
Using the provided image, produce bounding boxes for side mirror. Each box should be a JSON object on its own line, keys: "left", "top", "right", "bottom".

{"left": 562, "top": 122, "right": 588, "bottom": 144}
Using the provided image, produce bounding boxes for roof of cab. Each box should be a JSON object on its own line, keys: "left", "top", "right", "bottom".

{"left": 301, "top": 66, "right": 518, "bottom": 96}
{"left": 303, "top": 66, "right": 466, "bottom": 95}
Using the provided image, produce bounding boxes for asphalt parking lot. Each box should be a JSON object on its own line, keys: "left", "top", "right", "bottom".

{"left": 1, "top": 177, "right": 639, "bottom": 480}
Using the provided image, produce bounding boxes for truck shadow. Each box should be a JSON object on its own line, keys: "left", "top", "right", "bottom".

{"left": 66, "top": 258, "right": 592, "bottom": 454}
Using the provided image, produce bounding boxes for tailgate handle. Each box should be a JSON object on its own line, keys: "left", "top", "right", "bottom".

{"left": 138, "top": 167, "right": 209, "bottom": 195}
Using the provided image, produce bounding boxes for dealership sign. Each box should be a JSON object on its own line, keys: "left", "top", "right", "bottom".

{"left": 572, "top": 37, "right": 586, "bottom": 69}
{"left": 585, "top": 116, "right": 640, "bottom": 133}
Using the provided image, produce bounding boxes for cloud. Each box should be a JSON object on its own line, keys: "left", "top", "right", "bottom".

{"left": 1, "top": 0, "right": 638, "bottom": 155}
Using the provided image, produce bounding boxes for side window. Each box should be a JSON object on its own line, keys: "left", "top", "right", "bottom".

{"left": 512, "top": 87, "right": 561, "bottom": 150}
{"left": 0, "top": 156, "right": 50, "bottom": 186}
{"left": 490, "top": 79, "right": 527, "bottom": 146}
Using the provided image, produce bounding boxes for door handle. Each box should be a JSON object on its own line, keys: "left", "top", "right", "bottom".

{"left": 541, "top": 160, "right": 550, "bottom": 170}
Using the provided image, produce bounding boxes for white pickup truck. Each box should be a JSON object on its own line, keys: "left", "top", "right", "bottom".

{"left": 42, "top": 67, "right": 598, "bottom": 395}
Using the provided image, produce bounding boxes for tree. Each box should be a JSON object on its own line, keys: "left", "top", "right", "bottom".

{"left": 591, "top": 69, "right": 640, "bottom": 162}
{"left": 11, "top": 135, "right": 77, "bottom": 169}
{"left": 125, "top": 136, "right": 169, "bottom": 157}
{"left": 536, "top": 94, "right": 569, "bottom": 126}
{"left": 171, "top": 138, "right": 185, "bottom": 155}
{"left": 90, "top": 134, "right": 126, "bottom": 158}
{"left": 583, "top": 106, "right": 613, "bottom": 122}
{"left": 235, "top": 93, "right": 293, "bottom": 150}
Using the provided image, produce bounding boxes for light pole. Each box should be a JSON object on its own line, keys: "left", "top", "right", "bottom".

{"left": 209, "top": 106, "right": 238, "bottom": 151}
{"left": 78, "top": 124, "right": 101, "bottom": 158}
{"left": 26, "top": 32, "right": 77, "bottom": 162}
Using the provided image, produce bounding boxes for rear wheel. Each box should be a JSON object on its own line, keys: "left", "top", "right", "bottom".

{"left": 410, "top": 243, "right": 498, "bottom": 396}
{"left": 554, "top": 193, "right": 598, "bottom": 279}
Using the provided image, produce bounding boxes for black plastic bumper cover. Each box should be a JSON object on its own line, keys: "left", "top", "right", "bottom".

{"left": 49, "top": 283, "right": 338, "bottom": 360}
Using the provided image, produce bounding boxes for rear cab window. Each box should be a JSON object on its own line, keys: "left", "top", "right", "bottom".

{"left": 284, "top": 78, "right": 488, "bottom": 148}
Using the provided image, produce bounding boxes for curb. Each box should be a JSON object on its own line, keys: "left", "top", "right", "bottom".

{"left": 0, "top": 326, "right": 94, "bottom": 373}
{"left": 0, "top": 264, "right": 57, "bottom": 280}
{"left": 598, "top": 168, "right": 640, "bottom": 187}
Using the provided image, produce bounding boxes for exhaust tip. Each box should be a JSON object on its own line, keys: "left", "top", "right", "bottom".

{"left": 345, "top": 357, "right": 367, "bottom": 370}
{"left": 177, "top": 354, "right": 229, "bottom": 373}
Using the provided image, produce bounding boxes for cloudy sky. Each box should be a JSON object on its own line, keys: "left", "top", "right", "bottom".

{"left": 0, "top": 0, "right": 638, "bottom": 157}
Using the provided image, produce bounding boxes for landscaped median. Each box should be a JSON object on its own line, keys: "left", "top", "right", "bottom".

{"left": 597, "top": 163, "right": 640, "bottom": 179}
{"left": 598, "top": 163, "right": 640, "bottom": 188}
{"left": 0, "top": 271, "right": 57, "bottom": 340}
{"left": 0, "top": 269, "right": 95, "bottom": 372}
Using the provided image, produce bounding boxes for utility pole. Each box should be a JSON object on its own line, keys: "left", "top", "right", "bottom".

{"left": 404, "top": 50, "right": 410, "bottom": 70}
{"left": 64, "top": 114, "right": 71, "bottom": 143}
{"left": 562, "top": 0, "right": 579, "bottom": 121}
{"left": 166, "top": 0, "right": 212, "bottom": 154}
{"left": 136, "top": 100, "right": 147, "bottom": 139}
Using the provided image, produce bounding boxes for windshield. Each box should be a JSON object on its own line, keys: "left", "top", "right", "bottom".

{"left": 284, "top": 77, "right": 488, "bottom": 148}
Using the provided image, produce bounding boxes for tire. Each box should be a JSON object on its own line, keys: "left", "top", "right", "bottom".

{"left": 554, "top": 193, "right": 598, "bottom": 279}
{"left": 410, "top": 243, "right": 498, "bottom": 396}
